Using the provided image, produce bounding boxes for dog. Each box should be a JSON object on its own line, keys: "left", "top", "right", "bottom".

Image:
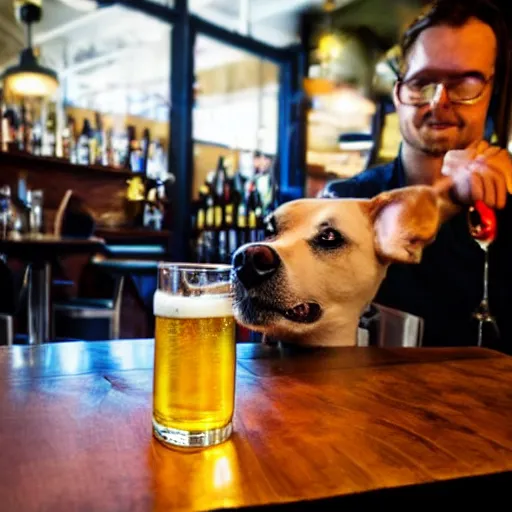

{"left": 231, "top": 183, "right": 458, "bottom": 347}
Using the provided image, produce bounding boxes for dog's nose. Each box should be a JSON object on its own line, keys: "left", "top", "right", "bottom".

{"left": 232, "top": 244, "right": 280, "bottom": 290}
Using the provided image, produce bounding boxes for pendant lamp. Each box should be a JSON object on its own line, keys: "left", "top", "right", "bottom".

{"left": 2, "top": 1, "right": 59, "bottom": 98}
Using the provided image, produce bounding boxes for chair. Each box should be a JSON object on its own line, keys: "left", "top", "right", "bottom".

{"left": 51, "top": 189, "right": 121, "bottom": 342}
{"left": 52, "top": 275, "right": 125, "bottom": 341}
{"left": 372, "top": 303, "right": 424, "bottom": 348}
{"left": 0, "top": 262, "right": 31, "bottom": 346}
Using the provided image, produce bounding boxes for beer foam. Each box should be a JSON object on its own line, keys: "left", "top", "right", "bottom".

{"left": 153, "top": 290, "right": 233, "bottom": 319}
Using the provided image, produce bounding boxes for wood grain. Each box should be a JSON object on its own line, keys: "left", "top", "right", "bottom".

{"left": 0, "top": 340, "right": 511, "bottom": 511}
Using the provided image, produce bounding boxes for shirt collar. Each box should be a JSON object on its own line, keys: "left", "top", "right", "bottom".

{"left": 393, "top": 145, "right": 407, "bottom": 189}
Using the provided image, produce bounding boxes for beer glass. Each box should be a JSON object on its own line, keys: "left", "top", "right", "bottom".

{"left": 152, "top": 263, "right": 235, "bottom": 449}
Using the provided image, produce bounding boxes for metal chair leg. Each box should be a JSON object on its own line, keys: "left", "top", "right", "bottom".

{"left": 0, "top": 314, "right": 13, "bottom": 346}
{"left": 111, "top": 276, "right": 125, "bottom": 340}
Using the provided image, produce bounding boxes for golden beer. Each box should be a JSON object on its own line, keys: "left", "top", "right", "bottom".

{"left": 152, "top": 288, "right": 236, "bottom": 448}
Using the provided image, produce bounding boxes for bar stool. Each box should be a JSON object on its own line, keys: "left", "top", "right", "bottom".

{"left": 0, "top": 261, "right": 31, "bottom": 346}
{"left": 52, "top": 275, "right": 125, "bottom": 341}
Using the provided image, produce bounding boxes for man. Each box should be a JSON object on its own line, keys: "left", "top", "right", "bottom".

{"left": 322, "top": 0, "right": 512, "bottom": 352}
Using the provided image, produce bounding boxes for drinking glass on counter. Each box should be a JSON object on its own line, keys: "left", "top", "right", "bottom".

{"left": 152, "top": 263, "right": 236, "bottom": 449}
{"left": 467, "top": 200, "right": 499, "bottom": 346}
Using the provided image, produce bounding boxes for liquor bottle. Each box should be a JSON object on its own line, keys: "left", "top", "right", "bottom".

{"left": 61, "top": 115, "right": 73, "bottom": 162}
{"left": 254, "top": 186, "right": 265, "bottom": 241}
{"left": 45, "top": 102, "right": 57, "bottom": 157}
{"left": 125, "top": 125, "right": 140, "bottom": 171}
{"left": 4, "top": 108, "right": 20, "bottom": 152}
{"left": 31, "top": 121, "right": 42, "bottom": 156}
{"left": 194, "top": 185, "right": 209, "bottom": 263}
{"left": 141, "top": 128, "right": 151, "bottom": 175}
{"left": 224, "top": 178, "right": 238, "bottom": 262}
{"left": 104, "top": 128, "right": 115, "bottom": 167}
{"left": 93, "top": 112, "right": 104, "bottom": 165}
{"left": 77, "top": 119, "right": 93, "bottom": 165}
{"left": 246, "top": 180, "right": 259, "bottom": 243}
{"left": 204, "top": 184, "right": 216, "bottom": 263}
{"left": 212, "top": 157, "right": 228, "bottom": 263}
{"left": 265, "top": 156, "right": 280, "bottom": 216}
{"left": 231, "top": 172, "right": 245, "bottom": 249}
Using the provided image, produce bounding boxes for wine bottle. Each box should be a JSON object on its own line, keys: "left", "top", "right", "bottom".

{"left": 45, "top": 102, "right": 57, "bottom": 157}
{"left": 212, "top": 157, "right": 228, "bottom": 263}
{"left": 104, "top": 128, "right": 114, "bottom": 167}
{"left": 194, "top": 185, "right": 209, "bottom": 262}
{"left": 93, "top": 112, "right": 104, "bottom": 166}
{"left": 77, "top": 119, "right": 93, "bottom": 165}
{"left": 204, "top": 183, "right": 216, "bottom": 263}
{"left": 141, "top": 128, "right": 151, "bottom": 175}
{"left": 246, "top": 180, "right": 259, "bottom": 243}
{"left": 224, "top": 178, "right": 238, "bottom": 263}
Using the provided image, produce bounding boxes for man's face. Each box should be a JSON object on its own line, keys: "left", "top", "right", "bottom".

{"left": 393, "top": 18, "right": 497, "bottom": 155}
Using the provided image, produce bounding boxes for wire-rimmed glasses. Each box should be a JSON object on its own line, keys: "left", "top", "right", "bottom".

{"left": 396, "top": 73, "right": 494, "bottom": 106}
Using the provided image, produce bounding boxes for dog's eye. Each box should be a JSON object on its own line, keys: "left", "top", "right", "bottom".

{"left": 313, "top": 228, "right": 345, "bottom": 250}
{"left": 264, "top": 216, "right": 277, "bottom": 239}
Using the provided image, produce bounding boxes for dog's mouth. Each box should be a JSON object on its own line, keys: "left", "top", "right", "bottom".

{"left": 237, "top": 297, "right": 323, "bottom": 325}
{"left": 283, "top": 302, "right": 322, "bottom": 324}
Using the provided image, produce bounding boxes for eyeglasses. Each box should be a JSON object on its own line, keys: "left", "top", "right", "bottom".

{"left": 396, "top": 74, "right": 494, "bottom": 106}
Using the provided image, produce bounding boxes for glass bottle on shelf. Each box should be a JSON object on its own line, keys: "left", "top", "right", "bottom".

{"left": 212, "top": 157, "right": 228, "bottom": 263}
{"left": 45, "top": 102, "right": 57, "bottom": 157}
{"left": 224, "top": 178, "right": 238, "bottom": 263}
{"left": 194, "top": 185, "right": 209, "bottom": 263}
{"left": 204, "top": 184, "right": 216, "bottom": 263}
{"left": 104, "top": 128, "right": 115, "bottom": 167}
{"left": 141, "top": 128, "right": 151, "bottom": 174}
{"left": 125, "top": 125, "right": 137, "bottom": 171}
{"left": 32, "top": 121, "right": 43, "bottom": 156}
{"left": 93, "top": 112, "right": 105, "bottom": 166}
{"left": 77, "top": 119, "right": 93, "bottom": 165}
{"left": 62, "top": 115, "right": 76, "bottom": 163}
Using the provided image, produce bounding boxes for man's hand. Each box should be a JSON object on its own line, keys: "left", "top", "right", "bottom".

{"left": 440, "top": 141, "right": 512, "bottom": 209}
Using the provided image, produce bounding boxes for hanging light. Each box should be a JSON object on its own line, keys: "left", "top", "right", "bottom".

{"left": 2, "top": 1, "right": 59, "bottom": 98}
{"left": 3, "top": 48, "right": 59, "bottom": 97}
{"left": 315, "top": 1, "right": 344, "bottom": 64}
{"left": 304, "top": 0, "right": 345, "bottom": 97}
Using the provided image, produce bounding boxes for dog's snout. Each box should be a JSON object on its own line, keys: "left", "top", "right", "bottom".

{"left": 232, "top": 244, "right": 280, "bottom": 290}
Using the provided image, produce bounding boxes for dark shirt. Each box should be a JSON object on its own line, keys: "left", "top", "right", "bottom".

{"left": 323, "top": 155, "right": 512, "bottom": 353}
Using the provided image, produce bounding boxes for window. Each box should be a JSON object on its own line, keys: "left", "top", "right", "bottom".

{"left": 190, "top": 0, "right": 300, "bottom": 47}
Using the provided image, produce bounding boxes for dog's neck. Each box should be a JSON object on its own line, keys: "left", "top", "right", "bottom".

{"left": 280, "top": 316, "right": 362, "bottom": 348}
{"left": 316, "top": 318, "right": 362, "bottom": 347}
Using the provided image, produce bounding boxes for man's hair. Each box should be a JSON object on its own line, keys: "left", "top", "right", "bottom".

{"left": 398, "top": 0, "right": 509, "bottom": 84}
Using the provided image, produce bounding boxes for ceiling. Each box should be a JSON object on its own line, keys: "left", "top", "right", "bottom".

{"left": 0, "top": 0, "right": 335, "bottom": 109}
{"left": 0, "top": 0, "right": 333, "bottom": 71}
{"left": 0, "top": 0, "right": 427, "bottom": 113}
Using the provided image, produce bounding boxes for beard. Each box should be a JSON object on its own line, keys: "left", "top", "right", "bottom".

{"left": 400, "top": 112, "right": 468, "bottom": 156}
{"left": 411, "top": 135, "right": 461, "bottom": 156}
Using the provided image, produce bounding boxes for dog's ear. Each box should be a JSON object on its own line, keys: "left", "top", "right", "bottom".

{"left": 368, "top": 185, "right": 446, "bottom": 264}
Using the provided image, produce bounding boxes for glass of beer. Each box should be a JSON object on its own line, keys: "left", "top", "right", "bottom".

{"left": 152, "top": 263, "right": 236, "bottom": 449}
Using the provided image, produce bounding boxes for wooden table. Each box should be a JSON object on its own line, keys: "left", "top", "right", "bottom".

{"left": 1, "top": 340, "right": 511, "bottom": 511}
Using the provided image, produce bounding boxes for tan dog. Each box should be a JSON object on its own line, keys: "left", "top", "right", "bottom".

{"left": 231, "top": 184, "right": 456, "bottom": 347}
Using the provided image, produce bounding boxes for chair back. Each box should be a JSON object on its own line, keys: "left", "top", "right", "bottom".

{"left": 372, "top": 303, "right": 424, "bottom": 348}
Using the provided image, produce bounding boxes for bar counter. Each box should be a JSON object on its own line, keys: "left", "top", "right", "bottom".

{"left": 1, "top": 339, "right": 511, "bottom": 510}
